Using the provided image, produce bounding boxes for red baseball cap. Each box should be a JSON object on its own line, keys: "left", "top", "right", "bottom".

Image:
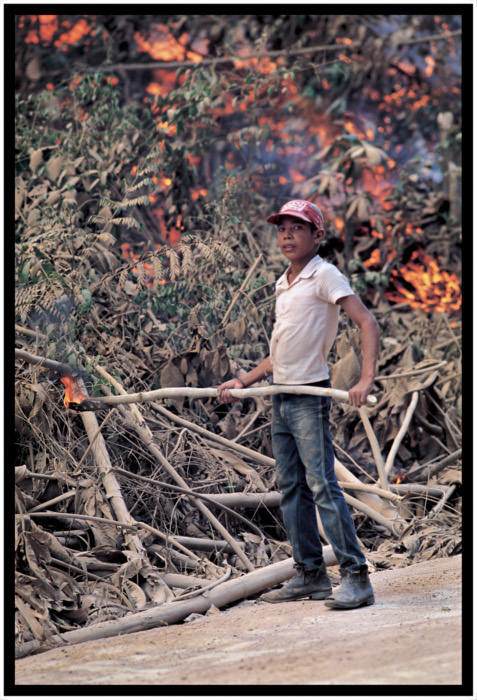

{"left": 266, "top": 200, "right": 325, "bottom": 230}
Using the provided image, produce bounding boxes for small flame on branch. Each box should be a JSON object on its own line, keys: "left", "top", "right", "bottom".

{"left": 60, "top": 376, "right": 86, "bottom": 408}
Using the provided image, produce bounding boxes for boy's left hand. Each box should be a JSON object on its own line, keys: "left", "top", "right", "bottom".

{"left": 348, "top": 378, "right": 375, "bottom": 407}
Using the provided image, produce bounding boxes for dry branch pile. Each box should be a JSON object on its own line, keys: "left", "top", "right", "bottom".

{"left": 14, "top": 301, "right": 462, "bottom": 658}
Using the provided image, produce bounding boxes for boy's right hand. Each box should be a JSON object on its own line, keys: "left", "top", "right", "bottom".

{"left": 216, "top": 378, "right": 245, "bottom": 404}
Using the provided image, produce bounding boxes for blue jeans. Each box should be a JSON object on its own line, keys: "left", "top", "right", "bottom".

{"left": 271, "top": 384, "right": 366, "bottom": 572}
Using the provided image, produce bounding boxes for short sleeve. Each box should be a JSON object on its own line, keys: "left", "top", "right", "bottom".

{"left": 314, "top": 262, "right": 354, "bottom": 304}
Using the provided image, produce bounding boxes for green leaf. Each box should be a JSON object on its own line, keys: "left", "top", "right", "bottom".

{"left": 77, "top": 288, "right": 92, "bottom": 313}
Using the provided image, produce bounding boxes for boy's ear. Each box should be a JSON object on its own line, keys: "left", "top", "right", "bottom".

{"left": 314, "top": 227, "right": 325, "bottom": 244}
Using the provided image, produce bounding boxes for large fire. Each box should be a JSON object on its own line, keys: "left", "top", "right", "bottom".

{"left": 20, "top": 15, "right": 461, "bottom": 317}
{"left": 387, "top": 251, "right": 461, "bottom": 314}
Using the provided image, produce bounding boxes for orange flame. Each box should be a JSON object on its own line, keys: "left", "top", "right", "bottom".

{"left": 387, "top": 251, "right": 461, "bottom": 314}
{"left": 134, "top": 24, "right": 204, "bottom": 63}
{"left": 60, "top": 376, "right": 86, "bottom": 408}
{"left": 24, "top": 15, "right": 93, "bottom": 48}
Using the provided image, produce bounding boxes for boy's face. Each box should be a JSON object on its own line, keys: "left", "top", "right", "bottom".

{"left": 277, "top": 215, "right": 325, "bottom": 265}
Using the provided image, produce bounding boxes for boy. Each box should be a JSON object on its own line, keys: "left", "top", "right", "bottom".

{"left": 217, "top": 200, "right": 379, "bottom": 609}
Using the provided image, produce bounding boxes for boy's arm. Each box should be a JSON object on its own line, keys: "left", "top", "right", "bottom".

{"left": 337, "top": 294, "right": 380, "bottom": 407}
{"left": 217, "top": 356, "right": 273, "bottom": 403}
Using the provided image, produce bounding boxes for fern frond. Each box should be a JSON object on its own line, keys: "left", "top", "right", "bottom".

{"left": 87, "top": 215, "right": 109, "bottom": 226}
{"left": 125, "top": 178, "right": 156, "bottom": 193}
{"left": 212, "top": 241, "right": 235, "bottom": 262}
{"left": 110, "top": 217, "right": 141, "bottom": 230}
{"left": 135, "top": 262, "right": 146, "bottom": 291}
{"left": 116, "top": 267, "right": 129, "bottom": 294}
{"left": 152, "top": 255, "right": 164, "bottom": 290}
{"left": 194, "top": 239, "right": 215, "bottom": 262}
{"left": 136, "top": 163, "right": 159, "bottom": 177}
{"left": 165, "top": 248, "right": 180, "bottom": 281}
{"left": 124, "top": 195, "right": 152, "bottom": 208}
{"left": 180, "top": 243, "right": 193, "bottom": 273}
{"left": 99, "top": 197, "right": 122, "bottom": 209}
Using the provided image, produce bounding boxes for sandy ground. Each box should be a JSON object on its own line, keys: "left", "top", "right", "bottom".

{"left": 13, "top": 554, "right": 464, "bottom": 689}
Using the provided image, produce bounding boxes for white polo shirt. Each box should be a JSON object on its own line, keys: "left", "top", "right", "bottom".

{"left": 270, "top": 255, "right": 354, "bottom": 384}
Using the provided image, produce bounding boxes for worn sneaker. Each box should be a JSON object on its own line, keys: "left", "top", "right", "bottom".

{"left": 324, "top": 566, "right": 375, "bottom": 609}
{"left": 260, "top": 562, "right": 332, "bottom": 603}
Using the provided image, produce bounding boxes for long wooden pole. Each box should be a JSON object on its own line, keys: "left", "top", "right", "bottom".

{"left": 79, "top": 385, "right": 378, "bottom": 406}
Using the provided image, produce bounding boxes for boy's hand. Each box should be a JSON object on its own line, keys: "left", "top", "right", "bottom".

{"left": 348, "top": 378, "right": 375, "bottom": 407}
{"left": 216, "top": 378, "right": 245, "bottom": 404}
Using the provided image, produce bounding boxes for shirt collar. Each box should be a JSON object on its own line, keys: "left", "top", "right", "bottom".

{"left": 276, "top": 255, "right": 323, "bottom": 289}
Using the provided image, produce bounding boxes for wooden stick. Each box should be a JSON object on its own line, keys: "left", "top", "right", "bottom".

{"left": 337, "top": 481, "right": 402, "bottom": 503}
{"left": 172, "top": 566, "right": 232, "bottom": 601}
{"left": 27, "top": 490, "right": 76, "bottom": 514}
{"left": 359, "top": 407, "right": 389, "bottom": 491}
{"left": 375, "top": 361, "right": 447, "bottom": 381}
{"left": 342, "top": 493, "right": 399, "bottom": 536}
{"left": 384, "top": 391, "right": 419, "bottom": 476}
{"left": 86, "top": 384, "right": 378, "bottom": 406}
{"left": 405, "top": 448, "right": 462, "bottom": 479}
{"left": 428, "top": 484, "right": 457, "bottom": 518}
{"left": 98, "top": 30, "right": 460, "bottom": 73}
{"left": 76, "top": 377, "right": 149, "bottom": 562}
{"left": 162, "top": 573, "right": 213, "bottom": 589}
{"left": 15, "top": 348, "right": 78, "bottom": 377}
{"left": 164, "top": 536, "right": 244, "bottom": 554}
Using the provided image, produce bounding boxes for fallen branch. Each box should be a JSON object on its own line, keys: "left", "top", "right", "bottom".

{"left": 15, "top": 547, "right": 338, "bottom": 659}
{"left": 162, "top": 573, "right": 213, "bottom": 589}
{"left": 384, "top": 391, "right": 419, "bottom": 477}
{"left": 15, "top": 348, "right": 377, "bottom": 407}
{"left": 428, "top": 484, "right": 457, "bottom": 518}
{"left": 375, "top": 360, "right": 447, "bottom": 381}
{"left": 165, "top": 536, "right": 245, "bottom": 554}
{"left": 337, "top": 481, "right": 402, "bottom": 503}
{"left": 27, "top": 490, "right": 76, "bottom": 514}
{"left": 15, "top": 348, "right": 78, "bottom": 377}
{"left": 172, "top": 566, "right": 232, "bottom": 601}
{"left": 359, "top": 407, "right": 389, "bottom": 491}
{"left": 76, "top": 377, "right": 150, "bottom": 564}
{"left": 406, "top": 448, "right": 462, "bottom": 479}
{"left": 205, "top": 491, "right": 281, "bottom": 509}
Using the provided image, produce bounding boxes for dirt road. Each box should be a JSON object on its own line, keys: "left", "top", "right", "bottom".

{"left": 14, "top": 554, "right": 463, "bottom": 688}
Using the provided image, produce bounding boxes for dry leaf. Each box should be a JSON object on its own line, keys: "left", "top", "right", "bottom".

{"left": 331, "top": 348, "right": 361, "bottom": 391}
{"left": 46, "top": 157, "right": 63, "bottom": 181}
{"left": 160, "top": 361, "right": 185, "bottom": 389}
{"left": 25, "top": 56, "right": 41, "bottom": 81}
{"left": 29, "top": 149, "right": 43, "bottom": 173}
